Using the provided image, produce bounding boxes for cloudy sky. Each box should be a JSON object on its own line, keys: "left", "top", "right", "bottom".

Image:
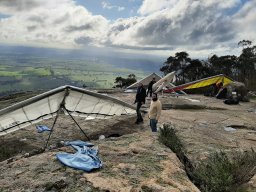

{"left": 0, "top": 0, "right": 255, "bottom": 58}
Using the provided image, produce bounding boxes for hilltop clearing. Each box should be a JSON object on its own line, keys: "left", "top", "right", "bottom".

{"left": 0, "top": 92, "right": 255, "bottom": 191}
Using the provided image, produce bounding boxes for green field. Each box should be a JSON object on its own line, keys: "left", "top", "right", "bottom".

{"left": 0, "top": 56, "right": 147, "bottom": 95}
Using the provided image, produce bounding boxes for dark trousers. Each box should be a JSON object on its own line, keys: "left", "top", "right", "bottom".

{"left": 136, "top": 102, "right": 143, "bottom": 122}
{"left": 147, "top": 89, "right": 153, "bottom": 97}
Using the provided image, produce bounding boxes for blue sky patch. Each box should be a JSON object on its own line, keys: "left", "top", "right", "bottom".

{"left": 0, "top": 14, "right": 10, "bottom": 19}
{"left": 75, "top": 0, "right": 143, "bottom": 20}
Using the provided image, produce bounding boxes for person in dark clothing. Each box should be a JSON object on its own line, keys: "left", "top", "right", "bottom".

{"left": 147, "top": 78, "right": 156, "bottom": 97}
{"left": 134, "top": 83, "right": 147, "bottom": 124}
{"left": 215, "top": 82, "right": 223, "bottom": 95}
{"left": 204, "top": 84, "right": 216, "bottom": 97}
{"left": 216, "top": 87, "right": 227, "bottom": 99}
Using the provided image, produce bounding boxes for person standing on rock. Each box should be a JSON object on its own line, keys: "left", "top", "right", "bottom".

{"left": 147, "top": 77, "right": 156, "bottom": 97}
{"left": 148, "top": 93, "right": 162, "bottom": 132}
{"left": 134, "top": 83, "right": 146, "bottom": 124}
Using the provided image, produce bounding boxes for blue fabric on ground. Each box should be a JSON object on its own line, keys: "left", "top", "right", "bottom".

{"left": 56, "top": 140, "right": 102, "bottom": 172}
{"left": 36, "top": 125, "right": 51, "bottom": 133}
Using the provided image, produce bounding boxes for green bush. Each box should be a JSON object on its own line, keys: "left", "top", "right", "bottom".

{"left": 159, "top": 123, "right": 183, "bottom": 154}
{"left": 159, "top": 123, "right": 256, "bottom": 192}
{"left": 231, "top": 149, "right": 256, "bottom": 186}
{"left": 193, "top": 150, "right": 256, "bottom": 192}
{"left": 193, "top": 151, "right": 234, "bottom": 192}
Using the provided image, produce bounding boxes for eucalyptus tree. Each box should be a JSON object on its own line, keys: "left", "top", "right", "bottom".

{"left": 209, "top": 55, "right": 238, "bottom": 78}
{"left": 184, "top": 59, "right": 213, "bottom": 81}
{"left": 161, "top": 51, "right": 191, "bottom": 84}
{"left": 238, "top": 40, "right": 256, "bottom": 88}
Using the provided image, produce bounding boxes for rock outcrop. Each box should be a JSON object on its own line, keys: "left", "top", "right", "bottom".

{"left": 0, "top": 92, "right": 255, "bottom": 191}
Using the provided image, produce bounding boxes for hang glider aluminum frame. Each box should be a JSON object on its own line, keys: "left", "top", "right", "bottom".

{"left": 0, "top": 85, "right": 138, "bottom": 149}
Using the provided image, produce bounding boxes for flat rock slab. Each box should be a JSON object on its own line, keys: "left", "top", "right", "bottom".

{"left": 0, "top": 132, "right": 199, "bottom": 192}
{"left": 161, "top": 108, "right": 256, "bottom": 159}
{"left": 1, "top": 92, "right": 255, "bottom": 191}
{"left": 84, "top": 132, "right": 200, "bottom": 192}
{"left": 159, "top": 100, "right": 256, "bottom": 190}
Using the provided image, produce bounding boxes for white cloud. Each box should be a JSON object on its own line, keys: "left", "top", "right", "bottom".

{"left": 138, "top": 0, "right": 240, "bottom": 15}
{"left": 203, "top": 0, "right": 241, "bottom": 9}
{"left": 106, "top": 0, "right": 255, "bottom": 57}
{"left": 118, "top": 7, "right": 125, "bottom": 11}
{"left": 101, "top": 1, "right": 125, "bottom": 12}
{"left": 233, "top": 1, "right": 256, "bottom": 43}
{"left": 138, "top": 0, "right": 177, "bottom": 15}
{"left": 109, "top": 1, "right": 235, "bottom": 47}
{"left": 0, "top": 0, "right": 108, "bottom": 48}
{"left": 102, "top": 1, "right": 112, "bottom": 9}
{"left": 0, "top": 0, "right": 73, "bottom": 14}
{"left": 0, "top": 0, "right": 255, "bottom": 58}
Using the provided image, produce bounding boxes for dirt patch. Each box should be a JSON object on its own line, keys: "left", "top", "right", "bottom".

{"left": 0, "top": 113, "right": 148, "bottom": 162}
{"left": 0, "top": 132, "right": 199, "bottom": 192}
{"left": 0, "top": 139, "right": 35, "bottom": 161}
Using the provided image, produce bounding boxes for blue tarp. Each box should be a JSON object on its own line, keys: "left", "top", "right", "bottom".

{"left": 56, "top": 140, "right": 102, "bottom": 172}
{"left": 36, "top": 125, "right": 51, "bottom": 133}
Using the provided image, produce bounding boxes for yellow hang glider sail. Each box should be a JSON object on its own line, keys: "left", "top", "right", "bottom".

{"left": 164, "top": 74, "right": 233, "bottom": 93}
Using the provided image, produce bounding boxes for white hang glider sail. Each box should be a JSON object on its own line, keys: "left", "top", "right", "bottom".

{"left": 152, "top": 71, "right": 176, "bottom": 92}
{"left": 126, "top": 73, "right": 162, "bottom": 89}
{"left": 0, "top": 85, "right": 136, "bottom": 136}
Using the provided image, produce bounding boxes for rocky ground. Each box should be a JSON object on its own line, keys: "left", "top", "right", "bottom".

{"left": 0, "top": 91, "right": 255, "bottom": 191}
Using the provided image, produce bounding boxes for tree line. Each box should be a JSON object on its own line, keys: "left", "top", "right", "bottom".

{"left": 160, "top": 40, "right": 256, "bottom": 90}
{"left": 114, "top": 74, "right": 137, "bottom": 88}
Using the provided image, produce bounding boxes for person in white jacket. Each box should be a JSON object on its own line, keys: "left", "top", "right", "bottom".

{"left": 148, "top": 93, "right": 162, "bottom": 132}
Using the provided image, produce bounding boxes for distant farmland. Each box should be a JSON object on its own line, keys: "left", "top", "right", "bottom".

{"left": 0, "top": 54, "right": 147, "bottom": 95}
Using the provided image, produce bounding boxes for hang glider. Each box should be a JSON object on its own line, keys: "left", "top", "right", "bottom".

{"left": 126, "top": 73, "right": 162, "bottom": 89}
{"left": 0, "top": 85, "right": 136, "bottom": 136}
{"left": 164, "top": 74, "right": 233, "bottom": 93}
{"left": 152, "top": 71, "right": 176, "bottom": 92}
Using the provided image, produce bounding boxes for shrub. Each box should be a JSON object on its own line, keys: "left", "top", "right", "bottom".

{"left": 159, "top": 123, "right": 183, "bottom": 154}
{"left": 159, "top": 123, "right": 256, "bottom": 192}
{"left": 192, "top": 150, "right": 256, "bottom": 192}
{"left": 231, "top": 149, "right": 256, "bottom": 186}
{"left": 192, "top": 151, "right": 234, "bottom": 192}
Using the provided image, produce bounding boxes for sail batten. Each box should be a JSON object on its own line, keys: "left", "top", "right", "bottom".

{"left": 0, "top": 85, "right": 136, "bottom": 136}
